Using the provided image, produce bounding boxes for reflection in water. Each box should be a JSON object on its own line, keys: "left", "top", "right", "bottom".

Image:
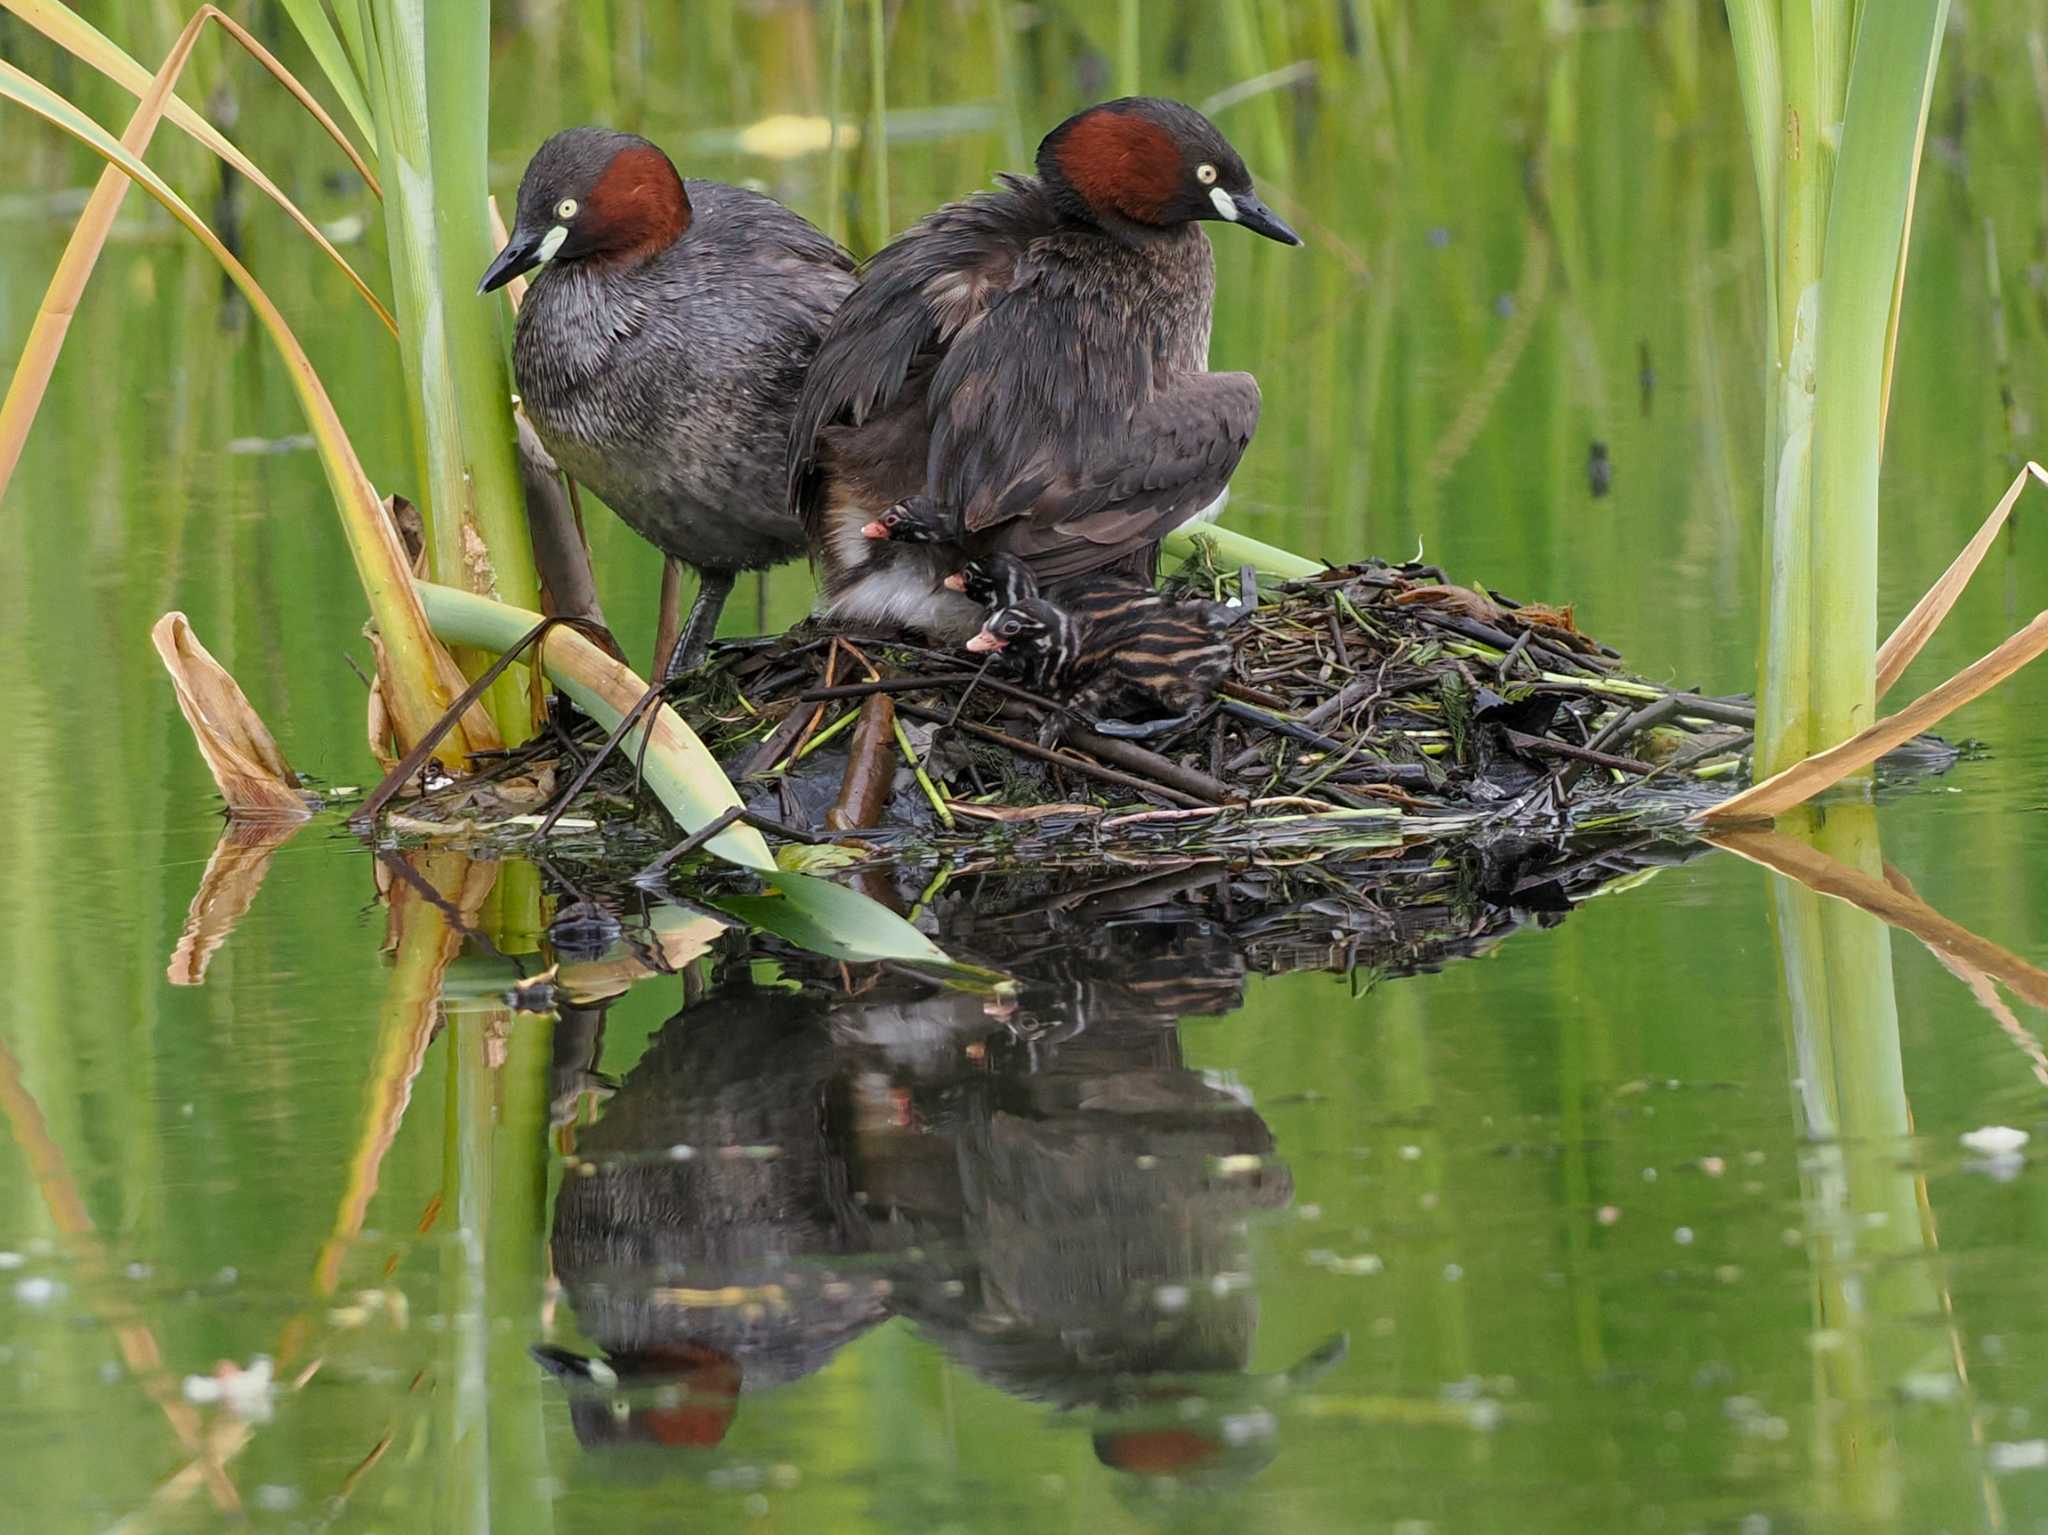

{"left": 536, "top": 878, "right": 1356, "bottom": 1482}
{"left": 1768, "top": 806, "right": 1991, "bottom": 1530}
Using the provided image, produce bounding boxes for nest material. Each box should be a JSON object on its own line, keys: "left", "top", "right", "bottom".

{"left": 687, "top": 556, "right": 1754, "bottom": 841}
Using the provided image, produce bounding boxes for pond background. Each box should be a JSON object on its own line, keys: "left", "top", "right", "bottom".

{"left": 5, "top": 3, "right": 2048, "bottom": 1531}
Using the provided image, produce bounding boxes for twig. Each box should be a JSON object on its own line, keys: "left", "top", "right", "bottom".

{"left": 736, "top": 700, "right": 816, "bottom": 779}
{"left": 893, "top": 703, "right": 1210, "bottom": 808}
{"left": 532, "top": 676, "right": 668, "bottom": 839}
{"left": 372, "top": 850, "right": 512, "bottom": 963}
{"left": 1496, "top": 628, "right": 1534, "bottom": 681}
{"left": 1500, "top": 728, "right": 1655, "bottom": 776}
{"left": 1220, "top": 699, "right": 1353, "bottom": 755}
{"left": 892, "top": 715, "right": 956, "bottom": 830}
{"left": 799, "top": 672, "right": 980, "bottom": 701}
{"left": 1663, "top": 692, "right": 1758, "bottom": 727}
{"left": 355, "top": 616, "right": 585, "bottom": 829}
{"left": 631, "top": 805, "right": 747, "bottom": 886}
{"left": 783, "top": 706, "right": 861, "bottom": 768}
{"left": 1064, "top": 725, "right": 1240, "bottom": 804}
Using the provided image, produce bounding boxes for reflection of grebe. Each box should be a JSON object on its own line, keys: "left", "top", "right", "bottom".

{"left": 532, "top": 1341, "right": 742, "bottom": 1450}
{"left": 538, "top": 980, "right": 884, "bottom": 1450}
{"left": 860, "top": 995, "right": 1300, "bottom": 1481}
{"left": 535, "top": 915, "right": 1320, "bottom": 1479}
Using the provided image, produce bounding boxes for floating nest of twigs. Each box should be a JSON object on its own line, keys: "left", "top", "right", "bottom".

{"left": 684, "top": 552, "right": 1755, "bottom": 845}
{"left": 392, "top": 550, "right": 1961, "bottom": 869}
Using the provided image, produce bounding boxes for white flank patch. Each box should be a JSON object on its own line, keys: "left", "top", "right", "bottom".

{"left": 826, "top": 567, "right": 983, "bottom": 640}
{"left": 1209, "top": 186, "right": 1240, "bottom": 222}
{"left": 536, "top": 224, "right": 570, "bottom": 263}
{"left": 826, "top": 505, "right": 876, "bottom": 575}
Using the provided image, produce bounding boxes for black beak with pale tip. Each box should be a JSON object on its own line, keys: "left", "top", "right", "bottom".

{"left": 479, "top": 228, "right": 548, "bottom": 294}
{"left": 1212, "top": 188, "right": 1301, "bottom": 247}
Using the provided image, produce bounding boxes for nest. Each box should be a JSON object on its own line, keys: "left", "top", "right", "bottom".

{"left": 388, "top": 552, "right": 1958, "bottom": 874}
{"left": 678, "top": 554, "right": 1756, "bottom": 847}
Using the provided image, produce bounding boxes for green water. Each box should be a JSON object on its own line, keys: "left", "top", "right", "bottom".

{"left": 5, "top": 3, "right": 2048, "bottom": 1531}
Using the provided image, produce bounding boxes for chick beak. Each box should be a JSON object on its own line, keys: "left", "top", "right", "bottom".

{"left": 964, "top": 630, "right": 1004, "bottom": 654}
{"left": 943, "top": 571, "right": 969, "bottom": 592}
{"left": 860, "top": 519, "right": 892, "bottom": 540}
{"left": 479, "top": 229, "right": 545, "bottom": 294}
{"left": 1230, "top": 191, "right": 1303, "bottom": 248}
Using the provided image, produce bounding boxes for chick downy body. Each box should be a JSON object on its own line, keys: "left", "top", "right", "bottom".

{"left": 968, "top": 561, "right": 1236, "bottom": 741}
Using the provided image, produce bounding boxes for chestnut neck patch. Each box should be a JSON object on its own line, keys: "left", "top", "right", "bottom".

{"left": 631, "top": 1343, "right": 741, "bottom": 1448}
{"left": 586, "top": 144, "right": 691, "bottom": 264}
{"left": 1053, "top": 110, "right": 1182, "bottom": 226}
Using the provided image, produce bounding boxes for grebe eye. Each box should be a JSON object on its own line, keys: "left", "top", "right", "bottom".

{"left": 556, "top": 197, "right": 579, "bottom": 220}
{"left": 1195, "top": 163, "right": 1218, "bottom": 186}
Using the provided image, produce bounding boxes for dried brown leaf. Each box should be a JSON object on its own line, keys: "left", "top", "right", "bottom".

{"left": 1513, "top": 601, "right": 1582, "bottom": 637}
{"left": 1391, "top": 583, "right": 1510, "bottom": 625}
{"left": 947, "top": 802, "right": 1104, "bottom": 823}
{"left": 363, "top": 630, "right": 397, "bottom": 774}
{"left": 152, "top": 612, "right": 311, "bottom": 818}
{"left": 386, "top": 493, "right": 427, "bottom": 575}
{"left": 1700, "top": 610, "right": 2048, "bottom": 824}
{"left": 1884, "top": 865, "right": 2048, "bottom": 1087}
{"left": 1877, "top": 462, "right": 2047, "bottom": 696}
{"left": 1710, "top": 827, "right": 2048, "bottom": 1012}
{"left": 320, "top": 851, "right": 496, "bottom": 1297}
{"left": 166, "top": 819, "right": 301, "bottom": 985}
{"left": 554, "top": 911, "right": 726, "bottom": 1004}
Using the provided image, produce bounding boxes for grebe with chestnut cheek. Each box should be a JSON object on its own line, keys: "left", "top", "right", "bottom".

{"left": 789, "top": 96, "right": 1300, "bottom": 645}
{"left": 483, "top": 127, "right": 854, "bottom": 675}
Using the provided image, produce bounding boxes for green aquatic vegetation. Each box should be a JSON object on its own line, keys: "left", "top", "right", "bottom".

{"left": 0, "top": 26, "right": 490, "bottom": 766}
{"left": 0, "top": 0, "right": 970, "bottom": 967}
{"left": 1722, "top": 0, "right": 1950, "bottom": 778}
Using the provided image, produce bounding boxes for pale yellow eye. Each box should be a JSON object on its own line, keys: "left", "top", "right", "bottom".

{"left": 556, "top": 197, "right": 579, "bottom": 220}
{"left": 1196, "top": 163, "right": 1218, "bottom": 186}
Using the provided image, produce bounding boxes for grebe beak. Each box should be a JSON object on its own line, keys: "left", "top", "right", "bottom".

{"left": 964, "top": 630, "right": 1004, "bottom": 654}
{"left": 1229, "top": 191, "right": 1302, "bottom": 247}
{"left": 479, "top": 227, "right": 552, "bottom": 293}
{"left": 943, "top": 571, "right": 969, "bottom": 592}
{"left": 859, "top": 519, "right": 891, "bottom": 540}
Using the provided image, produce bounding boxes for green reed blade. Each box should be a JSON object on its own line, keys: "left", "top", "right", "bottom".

{"left": 0, "top": 56, "right": 485, "bottom": 763}
{"left": 274, "top": 0, "right": 377, "bottom": 145}
{"left": 364, "top": 0, "right": 541, "bottom": 740}
{"left": 1801, "top": 0, "right": 1951, "bottom": 766}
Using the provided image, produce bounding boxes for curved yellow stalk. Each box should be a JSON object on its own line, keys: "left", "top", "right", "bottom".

{"left": 0, "top": 57, "right": 492, "bottom": 762}
{"left": 0, "top": 0, "right": 391, "bottom": 323}
{"left": 0, "top": 5, "right": 395, "bottom": 498}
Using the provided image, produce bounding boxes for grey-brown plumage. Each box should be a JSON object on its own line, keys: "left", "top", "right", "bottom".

{"left": 484, "top": 127, "right": 854, "bottom": 672}
{"left": 788, "top": 97, "right": 1299, "bottom": 642}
